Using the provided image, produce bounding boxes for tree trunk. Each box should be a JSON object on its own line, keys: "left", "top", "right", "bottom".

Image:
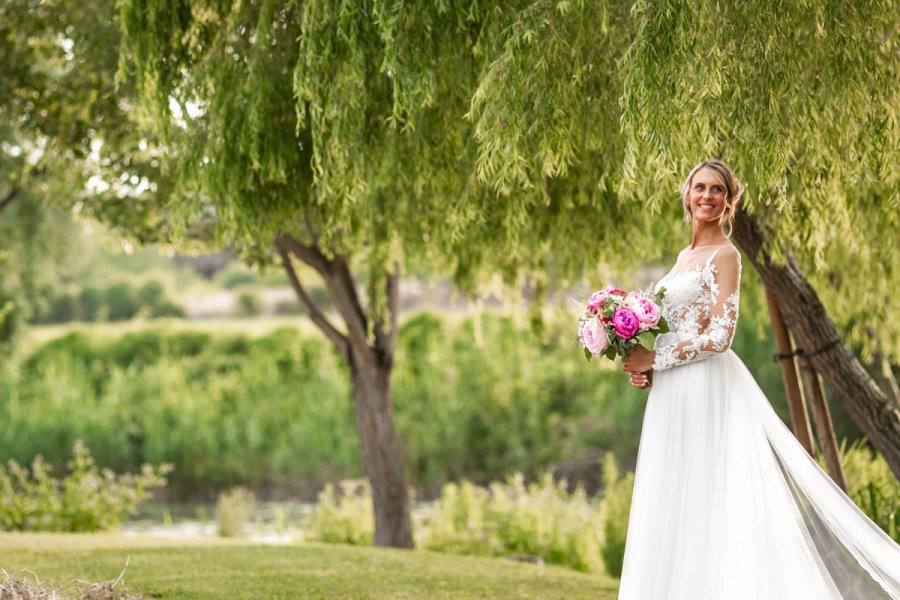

{"left": 732, "top": 208, "right": 900, "bottom": 480}
{"left": 275, "top": 233, "right": 414, "bottom": 548}
{"left": 349, "top": 347, "right": 414, "bottom": 548}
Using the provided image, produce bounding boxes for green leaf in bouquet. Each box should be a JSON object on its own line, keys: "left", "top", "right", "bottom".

{"left": 637, "top": 331, "right": 655, "bottom": 349}
{"left": 654, "top": 286, "right": 667, "bottom": 302}
{"left": 656, "top": 317, "right": 669, "bottom": 334}
{"left": 584, "top": 346, "right": 593, "bottom": 362}
{"left": 603, "top": 346, "right": 617, "bottom": 361}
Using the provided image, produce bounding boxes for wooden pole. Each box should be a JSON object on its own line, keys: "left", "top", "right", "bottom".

{"left": 800, "top": 358, "right": 849, "bottom": 493}
{"left": 766, "top": 287, "right": 816, "bottom": 457}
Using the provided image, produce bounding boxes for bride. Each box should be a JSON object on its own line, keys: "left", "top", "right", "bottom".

{"left": 618, "top": 159, "right": 900, "bottom": 599}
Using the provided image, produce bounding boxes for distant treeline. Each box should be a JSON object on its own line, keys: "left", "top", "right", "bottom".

{"left": 28, "top": 280, "right": 184, "bottom": 324}
{"left": 0, "top": 310, "right": 857, "bottom": 500}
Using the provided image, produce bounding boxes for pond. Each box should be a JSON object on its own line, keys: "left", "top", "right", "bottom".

{"left": 122, "top": 501, "right": 315, "bottom": 544}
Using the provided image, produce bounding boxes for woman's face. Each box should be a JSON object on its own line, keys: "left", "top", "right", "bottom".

{"left": 688, "top": 167, "right": 728, "bottom": 223}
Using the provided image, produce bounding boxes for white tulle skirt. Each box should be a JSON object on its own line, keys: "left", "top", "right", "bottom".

{"left": 618, "top": 349, "right": 900, "bottom": 599}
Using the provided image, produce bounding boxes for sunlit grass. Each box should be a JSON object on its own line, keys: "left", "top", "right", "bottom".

{"left": 0, "top": 533, "right": 619, "bottom": 599}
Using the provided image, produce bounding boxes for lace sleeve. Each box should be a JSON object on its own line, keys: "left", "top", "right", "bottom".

{"left": 652, "top": 247, "right": 742, "bottom": 371}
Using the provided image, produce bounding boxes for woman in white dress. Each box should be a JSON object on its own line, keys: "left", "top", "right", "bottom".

{"left": 618, "top": 159, "right": 900, "bottom": 599}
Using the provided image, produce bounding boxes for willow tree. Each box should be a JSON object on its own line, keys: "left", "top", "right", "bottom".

{"left": 1, "top": 0, "right": 179, "bottom": 357}
{"left": 118, "top": 1, "right": 474, "bottom": 548}
{"left": 466, "top": 0, "right": 900, "bottom": 473}
{"left": 117, "top": 0, "right": 662, "bottom": 547}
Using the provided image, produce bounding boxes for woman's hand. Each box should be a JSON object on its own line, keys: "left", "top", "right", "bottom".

{"left": 623, "top": 345, "right": 655, "bottom": 373}
{"left": 629, "top": 371, "right": 652, "bottom": 389}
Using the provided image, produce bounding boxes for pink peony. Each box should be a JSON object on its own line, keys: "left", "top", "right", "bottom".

{"left": 580, "top": 318, "right": 609, "bottom": 356}
{"left": 611, "top": 307, "right": 640, "bottom": 339}
{"left": 587, "top": 288, "right": 627, "bottom": 315}
{"left": 634, "top": 298, "right": 661, "bottom": 331}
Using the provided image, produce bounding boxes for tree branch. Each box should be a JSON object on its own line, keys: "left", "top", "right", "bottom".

{"left": 328, "top": 255, "right": 372, "bottom": 354}
{"left": 0, "top": 187, "right": 19, "bottom": 214}
{"left": 275, "top": 236, "right": 348, "bottom": 358}
{"left": 276, "top": 232, "right": 330, "bottom": 275}
{"left": 374, "top": 262, "right": 400, "bottom": 366}
{"left": 276, "top": 231, "right": 370, "bottom": 354}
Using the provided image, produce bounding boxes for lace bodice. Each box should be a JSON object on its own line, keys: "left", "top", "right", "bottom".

{"left": 651, "top": 244, "right": 742, "bottom": 371}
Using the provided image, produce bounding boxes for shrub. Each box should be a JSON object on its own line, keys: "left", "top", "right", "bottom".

{"left": 302, "top": 467, "right": 629, "bottom": 575}
{"left": 421, "top": 472, "right": 606, "bottom": 574}
{"left": 1, "top": 309, "right": 807, "bottom": 503}
{"left": 257, "top": 269, "right": 289, "bottom": 287}
{"left": 599, "top": 453, "right": 634, "bottom": 577}
{"left": 45, "top": 292, "right": 78, "bottom": 323}
{"left": 135, "top": 280, "right": 165, "bottom": 307}
{"left": 272, "top": 299, "right": 302, "bottom": 315}
{"left": 166, "top": 331, "right": 211, "bottom": 356}
{"left": 219, "top": 269, "right": 258, "bottom": 290}
{"left": 306, "top": 480, "right": 374, "bottom": 545}
{"left": 829, "top": 438, "right": 899, "bottom": 542}
{"left": 215, "top": 486, "right": 256, "bottom": 537}
{"left": 0, "top": 441, "right": 172, "bottom": 532}
{"left": 104, "top": 283, "right": 138, "bottom": 321}
{"left": 421, "top": 480, "right": 493, "bottom": 556}
{"left": 0, "top": 296, "right": 19, "bottom": 355}
{"left": 105, "top": 330, "right": 165, "bottom": 368}
{"left": 149, "top": 300, "right": 186, "bottom": 318}
{"left": 78, "top": 287, "right": 104, "bottom": 321}
{"left": 237, "top": 292, "right": 260, "bottom": 316}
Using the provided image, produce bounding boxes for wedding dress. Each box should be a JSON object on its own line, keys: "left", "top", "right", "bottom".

{"left": 617, "top": 243, "right": 900, "bottom": 599}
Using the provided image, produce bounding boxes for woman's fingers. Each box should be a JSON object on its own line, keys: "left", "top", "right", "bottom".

{"left": 629, "top": 371, "right": 649, "bottom": 388}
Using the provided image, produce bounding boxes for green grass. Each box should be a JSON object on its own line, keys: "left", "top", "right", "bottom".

{"left": 0, "top": 534, "right": 619, "bottom": 599}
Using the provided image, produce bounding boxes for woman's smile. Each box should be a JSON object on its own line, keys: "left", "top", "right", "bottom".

{"left": 689, "top": 167, "right": 728, "bottom": 221}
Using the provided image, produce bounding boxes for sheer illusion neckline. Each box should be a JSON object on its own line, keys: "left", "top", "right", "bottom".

{"left": 663, "top": 246, "right": 730, "bottom": 281}
{"left": 684, "top": 241, "right": 733, "bottom": 252}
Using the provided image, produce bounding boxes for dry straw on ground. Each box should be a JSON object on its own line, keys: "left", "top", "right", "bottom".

{"left": 0, "top": 566, "right": 142, "bottom": 600}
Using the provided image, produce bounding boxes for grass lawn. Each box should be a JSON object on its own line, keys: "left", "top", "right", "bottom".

{"left": 0, "top": 534, "right": 620, "bottom": 599}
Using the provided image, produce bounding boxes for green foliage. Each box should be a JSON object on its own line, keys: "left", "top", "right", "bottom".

{"left": 1, "top": 307, "right": 794, "bottom": 498}
{"left": 307, "top": 480, "right": 375, "bottom": 546}
{"left": 616, "top": 0, "right": 900, "bottom": 361}
{"left": 599, "top": 453, "right": 633, "bottom": 577}
{"left": 219, "top": 268, "right": 258, "bottom": 290}
{"left": 820, "top": 438, "right": 900, "bottom": 542}
{"left": 422, "top": 473, "right": 606, "bottom": 574}
{"left": 313, "top": 463, "right": 634, "bottom": 576}
{"left": 215, "top": 486, "right": 256, "bottom": 538}
{"left": 0, "top": 198, "right": 71, "bottom": 356}
{"left": 237, "top": 292, "right": 260, "bottom": 317}
{"left": 0, "top": 441, "right": 171, "bottom": 532}
{"left": 31, "top": 280, "right": 185, "bottom": 324}
{"left": 392, "top": 311, "right": 649, "bottom": 487}
{"left": 3, "top": 327, "right": 357, "bottom": 497}
{"left": 6, "top": 0, "right": 900, "bottom": 361}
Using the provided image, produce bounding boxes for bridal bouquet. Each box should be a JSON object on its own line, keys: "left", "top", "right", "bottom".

{"left": 577, "top": 287, "right": 669, "bottom": 362}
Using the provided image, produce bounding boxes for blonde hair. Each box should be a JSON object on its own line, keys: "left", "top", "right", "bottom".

{"left": 681, "top": 159, "right": 743, "bottom": 236}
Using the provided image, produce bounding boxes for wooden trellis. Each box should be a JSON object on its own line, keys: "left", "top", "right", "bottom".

{"left": 765, "top": 287, "right": 847, "bottom": 493}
